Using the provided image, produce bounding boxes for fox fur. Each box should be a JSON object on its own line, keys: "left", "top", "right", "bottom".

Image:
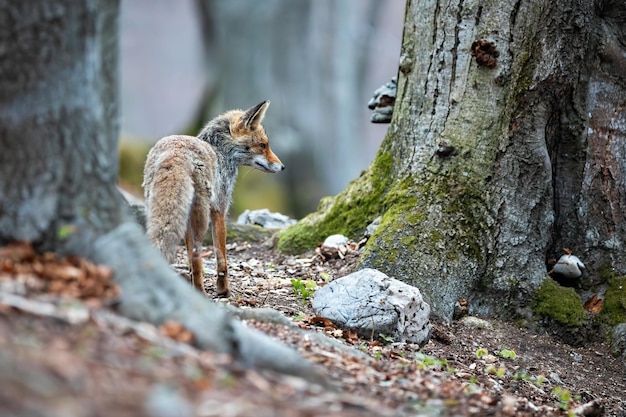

{"left": 143, "top": 101, "right": 284, "bottom": 296}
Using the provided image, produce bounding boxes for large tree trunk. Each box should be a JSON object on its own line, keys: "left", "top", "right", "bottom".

{"left": 279, "top": 0, "right": 626, "bottom": 333}
{"left": 0, "top": 0, "right": 318, "bottom": 381}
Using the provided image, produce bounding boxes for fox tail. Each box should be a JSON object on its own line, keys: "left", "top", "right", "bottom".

{"left": 143, "top": 161, "right": 194, "bottom": 263}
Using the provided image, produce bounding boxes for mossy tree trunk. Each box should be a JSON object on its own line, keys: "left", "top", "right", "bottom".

{"left": 279, "top": 0, "right": 626, "bottom": 322}
{"left": 0, "top": 0, "right": 320, "bottom": 381}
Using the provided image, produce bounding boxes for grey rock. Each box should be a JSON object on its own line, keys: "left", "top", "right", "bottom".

{"left": 365, "top": 216, "right": 382, "bottom": 237}
{"left": 236, "top": 208, "right": 296, "bottom": 229}
{"left": 312, "top": 268, "right": 431, "bottom": 345}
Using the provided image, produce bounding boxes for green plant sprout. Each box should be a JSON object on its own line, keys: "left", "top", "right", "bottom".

{"left": 498, "top": 349, "right": 517, "bottom": 359}
{"left": 552, "top": 386, "right": 573, "bottom": 411}
{"left": 414, "top": 353, "right": 449, "bottom": 371}
{"left": 291, "top": 278, "right": 317, "bottom": 304}
{"left": 379, "top": 333, "right": 395, "bottom": 343}
{"left": 57, "top": 224, "right": 77, "bottom": 239}
{"left": 475, "top": 347, "right": 488, "bottom": 359}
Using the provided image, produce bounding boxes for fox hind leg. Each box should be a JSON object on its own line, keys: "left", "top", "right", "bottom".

{"left": 185, "top": 204, "right": 210, "bottom": 295}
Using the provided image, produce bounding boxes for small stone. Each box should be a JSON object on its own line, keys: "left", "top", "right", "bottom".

{"left": 549, "top": 372, "right": 563, "bottom": 384}
{"left": 322, "top": 234, "right": 349, "bottom": 249}
{"left": 365, "top": 217, "right": 382, "bottom": 237}
{"left": 459, "top": 316, "right": 492, "bottom": 329}
{"left": 551, "top": 250, "right": 585, "bottom": 279}
{"left": 483, "top": 354, "right": 497, "bottom": 364}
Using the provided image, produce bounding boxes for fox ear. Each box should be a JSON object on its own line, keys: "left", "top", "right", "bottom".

{"left": 242, "top": 100, "right": 270, "bottom": 129}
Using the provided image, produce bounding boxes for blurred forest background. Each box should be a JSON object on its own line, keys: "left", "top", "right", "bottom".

{"left": 118, "top": 0, "right": 405, "bottom": 219}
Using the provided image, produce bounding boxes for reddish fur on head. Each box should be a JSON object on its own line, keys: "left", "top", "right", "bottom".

{"left": 228, "top": 101, "right": 283, "bottom": 170}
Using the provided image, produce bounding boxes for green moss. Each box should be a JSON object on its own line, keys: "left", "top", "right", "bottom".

{"left": 598, "top": 262, "right": 616, "bottom": 284}
{"left": 600, "top": 276, "right": 626, "bottom": 327}
{"left": 277, "top": 151, "right": 394, "bottom": 254}
{"left": 358, "top": 174, "right": 419, "bottom": 263}
{"left": 532, "top": 278, "right": 587, "bottom": 328}
{"left": 358, "top": 152, "right": 493, "bottom": 272}
{"left": 434, "top": 174, "right": 489, "bottom": 261}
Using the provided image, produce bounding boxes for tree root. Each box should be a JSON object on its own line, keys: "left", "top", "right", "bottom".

{"left": 89, "top": 222, "right": 327, "bottom": 386}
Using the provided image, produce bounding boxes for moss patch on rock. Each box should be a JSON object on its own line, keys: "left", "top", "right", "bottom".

{"left": 532, "top": 278, "right": 587, "bottom": 328}
{"left": 600, "top": 275, "right": 626, "bottom": 327}
{"left": 277, "top": 151, "right": 394, "bottom": 254}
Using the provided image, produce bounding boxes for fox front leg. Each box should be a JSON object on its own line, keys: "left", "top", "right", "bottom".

{"left": 210, "top": 209, "right": 229, "bottom": 297}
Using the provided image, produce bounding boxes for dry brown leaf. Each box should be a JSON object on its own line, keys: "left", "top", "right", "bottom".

{"left": 0, "top": 241, "right": 119, "bottom": 301}
{"left": 308, "top": 316, "right": 337, "bottom": 329}
{"left": 160, "top": 320, "right": 195, "bottom": 344}
{"left": 583, "top": 294, "right": 604, "bottom": 314}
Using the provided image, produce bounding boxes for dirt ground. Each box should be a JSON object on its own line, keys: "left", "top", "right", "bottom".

{"left": 1, "top": 240, "right": 625, "bottom": 417}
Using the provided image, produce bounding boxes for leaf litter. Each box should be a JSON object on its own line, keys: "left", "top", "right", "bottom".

{"left": 0, "top": 240, "right": 625, "bottom": 416}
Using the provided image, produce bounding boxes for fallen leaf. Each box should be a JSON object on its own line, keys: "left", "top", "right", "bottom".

{"left": 583, "top": 294, "right": 603, "bottom": 314}
{"left": 160, "top": 320, "right": 195, "bottom": 344}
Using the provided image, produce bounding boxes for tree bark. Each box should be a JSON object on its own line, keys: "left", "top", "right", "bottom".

{"left": 279, "top": 0, "right": 626, "bottom": 329}
{"left": 0, "top": 0, "right": 321, "bottom": 382}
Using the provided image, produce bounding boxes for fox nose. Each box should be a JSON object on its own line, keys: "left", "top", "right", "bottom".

{"left": 280, "top": 164, "right": 285, "bottom": 171}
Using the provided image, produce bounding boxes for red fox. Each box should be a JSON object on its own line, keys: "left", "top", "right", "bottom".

{"left": 142, "top": 100, "right": 284, "bottom": 296}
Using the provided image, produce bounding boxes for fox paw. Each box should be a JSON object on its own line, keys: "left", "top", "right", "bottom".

{"left": 216, "top": 289, "right": 230, "bottom": 298}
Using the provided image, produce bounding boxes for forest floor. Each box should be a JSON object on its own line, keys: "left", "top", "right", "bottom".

{"left": 1, "top": 239, "right": 625, "bottom": 417}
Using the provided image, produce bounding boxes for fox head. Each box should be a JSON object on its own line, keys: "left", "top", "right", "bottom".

{"left": 230, "top": 100, "right": 285, "bottom": 173}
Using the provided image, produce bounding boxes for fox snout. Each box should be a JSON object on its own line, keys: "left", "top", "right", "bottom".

{"left": 252, "top": 152, "right": 285, "bottom": 173}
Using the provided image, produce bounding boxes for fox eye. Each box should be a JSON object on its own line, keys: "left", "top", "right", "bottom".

{"left": 260, "top": 143, "right": 267, "bottom": 150}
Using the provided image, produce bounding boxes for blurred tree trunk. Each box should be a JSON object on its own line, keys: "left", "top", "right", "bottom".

{"left": 0, "top": 0, "right": 318, "bottom": 381}
{"left": 194, "top": 0, "right": 390, "bottom": 215}
{"left": 280, "top": 0, "right": 626, "bottom": 323}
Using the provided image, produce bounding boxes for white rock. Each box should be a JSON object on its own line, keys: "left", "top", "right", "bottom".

{"left": 312, "top": 268, "right": 431, "bottom": 345}
{"left": 552, "top": 254, "right": 585, "bottom": 278}
{"left": 322, "top": 234, "right": 349, "bottom": 249}
{"left": 236, "top": 209, "right": 296, "bottom": 229}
